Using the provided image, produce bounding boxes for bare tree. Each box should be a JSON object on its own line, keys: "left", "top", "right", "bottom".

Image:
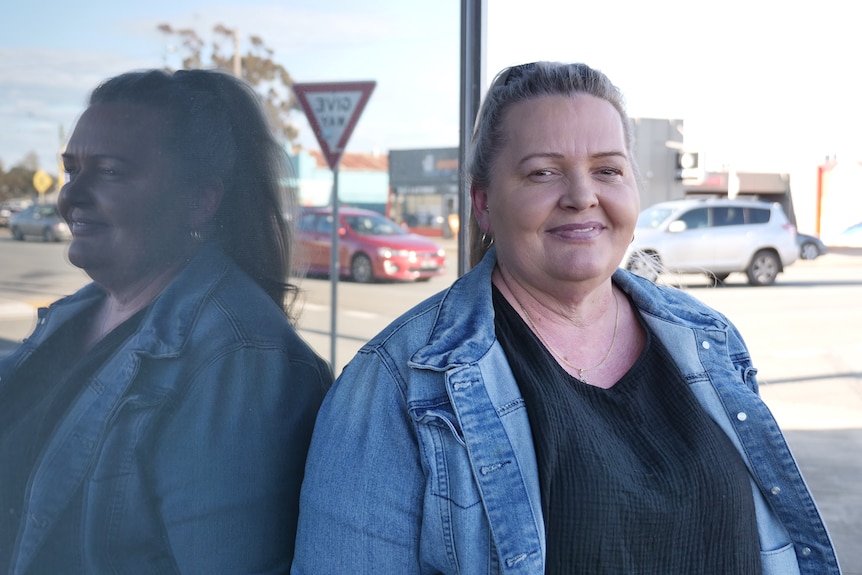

{"left": 18, "top": 151, "right": 40, "bottom": 172}
{"left": 157, "top": 24, "right": 300, "bottom": 143}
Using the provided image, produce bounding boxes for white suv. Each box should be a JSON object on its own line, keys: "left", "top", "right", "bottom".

{"left": 622, "top": 199, "right": 798, "bottom": 286}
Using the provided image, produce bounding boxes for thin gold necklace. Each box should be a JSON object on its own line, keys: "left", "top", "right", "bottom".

{"left": 500, "top": 273, "right": 620, "bottom": 385}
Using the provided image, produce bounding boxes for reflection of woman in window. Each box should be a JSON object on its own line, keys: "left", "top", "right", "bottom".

{"left": 0, "top": 69, "right": 331, "bottom": 573}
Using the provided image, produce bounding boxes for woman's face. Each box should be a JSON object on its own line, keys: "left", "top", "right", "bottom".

{"left": 59, "top": 102, "right": 195, "bottom": 290}
{"left": 473, "top": 94, "right": 640, "bottom": 292}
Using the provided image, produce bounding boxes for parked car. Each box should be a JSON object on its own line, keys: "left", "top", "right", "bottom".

{"left": 0, "top": 199, "right": 30, "bottom": 227}
{"left": 623, "top": 198, "right": 798, "bottom": 286}
{"left": 295, "top": 206, "right": 447, "bottom": 282}
{"left": 9, "top": 203, "right": 72, "bottom": 242}
{"left": 797, "top": 233, "right": 828, "bottom": 260}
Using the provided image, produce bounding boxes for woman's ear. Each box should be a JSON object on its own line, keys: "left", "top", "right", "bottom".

{"left": 189, "top": 178, "right": 224, "bottom": 230}
{"left": 470, "top": 184, "right": 491, "bottom": 233}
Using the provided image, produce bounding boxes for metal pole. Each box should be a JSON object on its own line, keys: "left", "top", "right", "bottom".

{"left": 233, "top": 28, "right": 241, "bottom": 77}
{"left": 458, "top": 0, "right": 486, "bottom": 276}
{"left": 329, "top": 167, "right": 340, "bottom": 370}
{"left": 57, "top": 123, "right": 65, "bottom": 194}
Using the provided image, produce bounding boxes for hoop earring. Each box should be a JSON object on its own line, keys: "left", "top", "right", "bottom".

{"left": 481, "top": 233, "right": 494, "bottom": 248}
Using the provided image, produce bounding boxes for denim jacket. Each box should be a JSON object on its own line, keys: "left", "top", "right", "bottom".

{"left": 1, "top": 243, "right": 331, "bottom": 575}
{"left": 293, "top": 247, "right": 840, "bottom": 575}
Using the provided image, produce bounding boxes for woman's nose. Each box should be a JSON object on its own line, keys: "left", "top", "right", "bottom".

{"left": 57, "top": 170, "right": 91, "bottom": 213}
{"left": 559, "top": 172, "right": 598, "bottom": 210}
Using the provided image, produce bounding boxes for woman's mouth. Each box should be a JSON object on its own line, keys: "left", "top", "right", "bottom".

{"left": 68, "top": 217, "right": 105, "bottom": 236}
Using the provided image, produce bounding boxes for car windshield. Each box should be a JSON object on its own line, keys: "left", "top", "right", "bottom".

{"left": 344, "top": 214, "right": 407, "bottom": 236}
{"left": 636, "top": 206, "right": 675, "bottom": 229}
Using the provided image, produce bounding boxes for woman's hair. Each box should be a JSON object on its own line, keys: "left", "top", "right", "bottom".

{"left": 467, "top": 61, "right": 638, "bottom": 267}
{"left": 88, "top": 69, "right": 297, "bottom": 312}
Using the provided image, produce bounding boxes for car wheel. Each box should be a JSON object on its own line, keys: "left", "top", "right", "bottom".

{"left": 11, "top": 226, "right": 24, "bottom": 241}
{"left": 350, "top": 254, "right": 374, "bottom": 283}
{"left": 626, "top": 251, "right": 660, "bottom": 283}
{"left": 746, "top": 250, "right": 780, "bottom": 286}
{"left": 42, "top": 227, "right": 57, "bottom": 242}
{"left": 800, "top": 242, "right": 820, "bottom": 260}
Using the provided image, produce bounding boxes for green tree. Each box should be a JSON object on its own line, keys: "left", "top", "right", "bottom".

{"left": 157, "top": 24, "right": 300, "bottom": 143}
{"left": 0, "top": 161, "right": 38, "bottom": 201}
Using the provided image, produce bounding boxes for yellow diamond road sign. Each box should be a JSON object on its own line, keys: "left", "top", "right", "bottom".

{"left": 33, "top": 170, "right": 53, "bottom": 194}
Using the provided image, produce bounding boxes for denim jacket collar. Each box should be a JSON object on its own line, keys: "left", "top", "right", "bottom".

{"left": 40, "top": 243, "right": 232, "bottom": 356}
{"left": 411, "top": 246, "right": 729, "bottom": 371}
{"left": 120, "top": 242, "right": 231, "bottom": 359}
{"left": 411, "top": 247, "right": 501, "bottom": 370}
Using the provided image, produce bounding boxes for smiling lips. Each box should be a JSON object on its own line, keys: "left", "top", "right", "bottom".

{"left": 66, "top": 215, "right": 105, "bottom": 235}
{"left": 549, "top": 222, "right": 604, "bottom": 239}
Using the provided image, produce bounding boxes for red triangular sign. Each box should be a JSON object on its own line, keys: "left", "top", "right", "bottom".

{"left": 292, "top": 81, "right": 376, "bottom": 170}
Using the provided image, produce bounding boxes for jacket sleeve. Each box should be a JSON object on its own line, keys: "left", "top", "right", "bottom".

{"left": 149, "top": 345, "right": 329, "bottom": 574}
{"left": 291, "top": 349, "right": 429, "bottom": 575}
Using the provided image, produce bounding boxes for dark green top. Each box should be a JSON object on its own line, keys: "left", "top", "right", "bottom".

{"left": 493, "top": 286, "right": 761, "bottom": 574}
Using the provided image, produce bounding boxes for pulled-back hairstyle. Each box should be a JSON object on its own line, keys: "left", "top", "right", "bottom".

{"left": 467, "top": 62, "right": 638, "bottom": 267}
{"left": 88, "top": 69, "right": 297, "bottom": 312}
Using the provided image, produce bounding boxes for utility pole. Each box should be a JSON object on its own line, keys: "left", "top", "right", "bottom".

{"left": 233, "top": 28, "right": 241, "bottom": 77}
{"left": 57, "top": 123, "right": 65, "bottom": 193}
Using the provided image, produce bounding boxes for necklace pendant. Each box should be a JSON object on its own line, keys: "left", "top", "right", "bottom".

{"left": 577, "top": 368, "right": 587, "bottom": 384}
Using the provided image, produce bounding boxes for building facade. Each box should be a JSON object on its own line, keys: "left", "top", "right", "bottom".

{"left": 289, "top": 148, "right": 389, "bottom": 214}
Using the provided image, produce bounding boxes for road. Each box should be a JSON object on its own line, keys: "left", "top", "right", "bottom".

{"left": 1, "top": 230, "right": 861, "bottom": 572}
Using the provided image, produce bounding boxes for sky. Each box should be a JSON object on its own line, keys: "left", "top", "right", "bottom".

{"left": 2, "top": 0, "right": 860, "bottom": 201}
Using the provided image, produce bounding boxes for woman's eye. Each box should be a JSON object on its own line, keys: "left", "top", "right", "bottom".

{"left": 598, "top": 167, "right": 623, "bottom": 177}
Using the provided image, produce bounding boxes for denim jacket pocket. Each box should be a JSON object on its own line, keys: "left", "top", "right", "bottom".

{"left": 761, "top": 542, "right": 802, "bottom": 575}
{"left": 89, "top": 393, "right": 167, "bottom": 482}
{"left": 412, "top": 407, "right": 483, "bottom": 509}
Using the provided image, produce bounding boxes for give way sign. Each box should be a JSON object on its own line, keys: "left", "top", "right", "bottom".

{"left": 292, "top": 81, "right": 376, "bottom": 170}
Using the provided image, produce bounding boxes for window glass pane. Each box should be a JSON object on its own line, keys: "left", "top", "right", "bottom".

{"left": 746, "top": 208, "right": 771, "bottom": 224}
{"left": 713, "top": 206, "right": 744, "bottom": 226}
{"left": 679, "top": 208, "right": 709, "bottom": 229}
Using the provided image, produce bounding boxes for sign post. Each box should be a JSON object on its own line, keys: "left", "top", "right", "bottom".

{"left": 292, "top": 80, "right": 376, "bottom": 371}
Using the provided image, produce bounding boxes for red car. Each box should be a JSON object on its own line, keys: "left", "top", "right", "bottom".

{"left": 295, "top": 207, "right": 447, "bottom": 282}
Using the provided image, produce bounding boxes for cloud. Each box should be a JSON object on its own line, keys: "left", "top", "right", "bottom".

{"left": 0, "top": 47, "right": 156, "bottom": 170}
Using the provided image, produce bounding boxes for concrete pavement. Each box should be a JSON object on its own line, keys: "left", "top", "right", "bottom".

{"left": 759, "top": 378, "right": 862, "bottom": 573}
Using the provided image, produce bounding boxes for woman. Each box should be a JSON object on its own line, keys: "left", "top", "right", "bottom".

{"left": 0, "top": 69, "right": 331, "bottom": 574}
{"left": 292, "top": 62, "right": 840, "bottom": 573}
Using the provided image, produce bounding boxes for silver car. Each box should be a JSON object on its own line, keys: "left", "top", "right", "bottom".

{"left": 623, "top": 198, "right": 798, "bottom": 286}
{"left": 797, "top": 233, "right": 828, "bottom": 260}
{"left": 9, "top": 203, "right": 72, "bottom": 242}
{"left": 0, "top": 200, "right": 29, "bottom": 227}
